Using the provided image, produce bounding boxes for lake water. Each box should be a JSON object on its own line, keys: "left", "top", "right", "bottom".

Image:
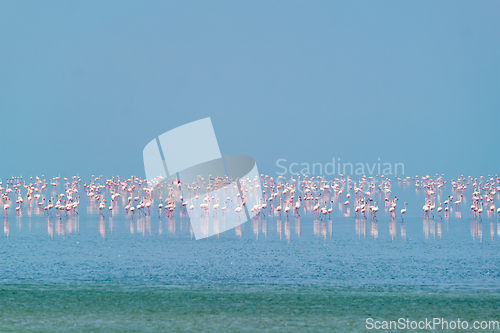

{"left": 1, "top": 176, "right": 499, "bottom": 332}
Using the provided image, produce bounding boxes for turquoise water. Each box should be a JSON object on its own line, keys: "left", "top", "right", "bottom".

{"left": 1, "top": 284, "right": 500, "bottom": 332}
{"left": 1, "top": 178, "right": 500, "bottom": 331}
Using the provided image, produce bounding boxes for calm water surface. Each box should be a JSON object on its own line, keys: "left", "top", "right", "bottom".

{"left": 1, "top": 179, "right": 499, "bottom": 332}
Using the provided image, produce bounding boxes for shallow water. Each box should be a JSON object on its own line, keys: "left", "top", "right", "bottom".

{"left": 1, "top": 284, "right": 500, "bottom": 332}
{"left": 1, "top": 178, "right": 499, "bottom": 331}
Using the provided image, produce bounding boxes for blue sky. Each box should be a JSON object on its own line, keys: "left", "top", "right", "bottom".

{"left": 0, "top": 1, "right": 498, "bottom": 180}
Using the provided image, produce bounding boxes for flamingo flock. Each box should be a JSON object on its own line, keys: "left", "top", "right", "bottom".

{"left": 1, "top": 174, "right": 500, "bottom": 237}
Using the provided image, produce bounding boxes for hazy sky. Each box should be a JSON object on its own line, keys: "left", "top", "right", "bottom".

{"left": 0, "top": 1, "right": 498, "bottom": 181}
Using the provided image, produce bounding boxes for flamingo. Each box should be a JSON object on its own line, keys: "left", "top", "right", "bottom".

{"left": 261, "top": 201, "right": 267, "bottom": 214}
{"left": 423, "top": 200, "right": 430, "bottom": 216}
{"left": 73, "top": 196, "right": 80, "bottom": 214}
{"left": 158, "top": 200, "right": 163, "bottom": 214}
{"left": 284, "top": 201, "right": 290, "bottom": 217}
{"left": 213, "top": 198, "right": 220, "bottom": 215}
{"left": 400, "top": 202, "right": 407, "bottom": 218}
{"left": 313, "top": 200, "right": 320, "bottom": 212}
{"left": 38, "top": 197, "right": 46, "bottom": 209}
{"left": 429, "top": 200, "right": 436, "bottom": 213}
{"left": 321, "top": 202, "right": 327, "bottom": 218}
{"left": 235, "top": 204, "right": 243, "bottom": 218}
{"left": 478, "top": 202, "right": 483, "bottom": 219}
{"left": 454, "top": 195, "right": 463, "bottom": 209}
{"left": 371, "top": 201, "right": 379, "bottom": 217}
{"left": 99, "top": 199, "right": 106, "bottom": 215}
{"left": 389, "top": 205, "right": 395, "bottom": 217}
{"left": 47, "top": 198, "right": 54, "bottom": 215}
{"left": 295, "top": 197, "right": 301, "bottom": 215}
